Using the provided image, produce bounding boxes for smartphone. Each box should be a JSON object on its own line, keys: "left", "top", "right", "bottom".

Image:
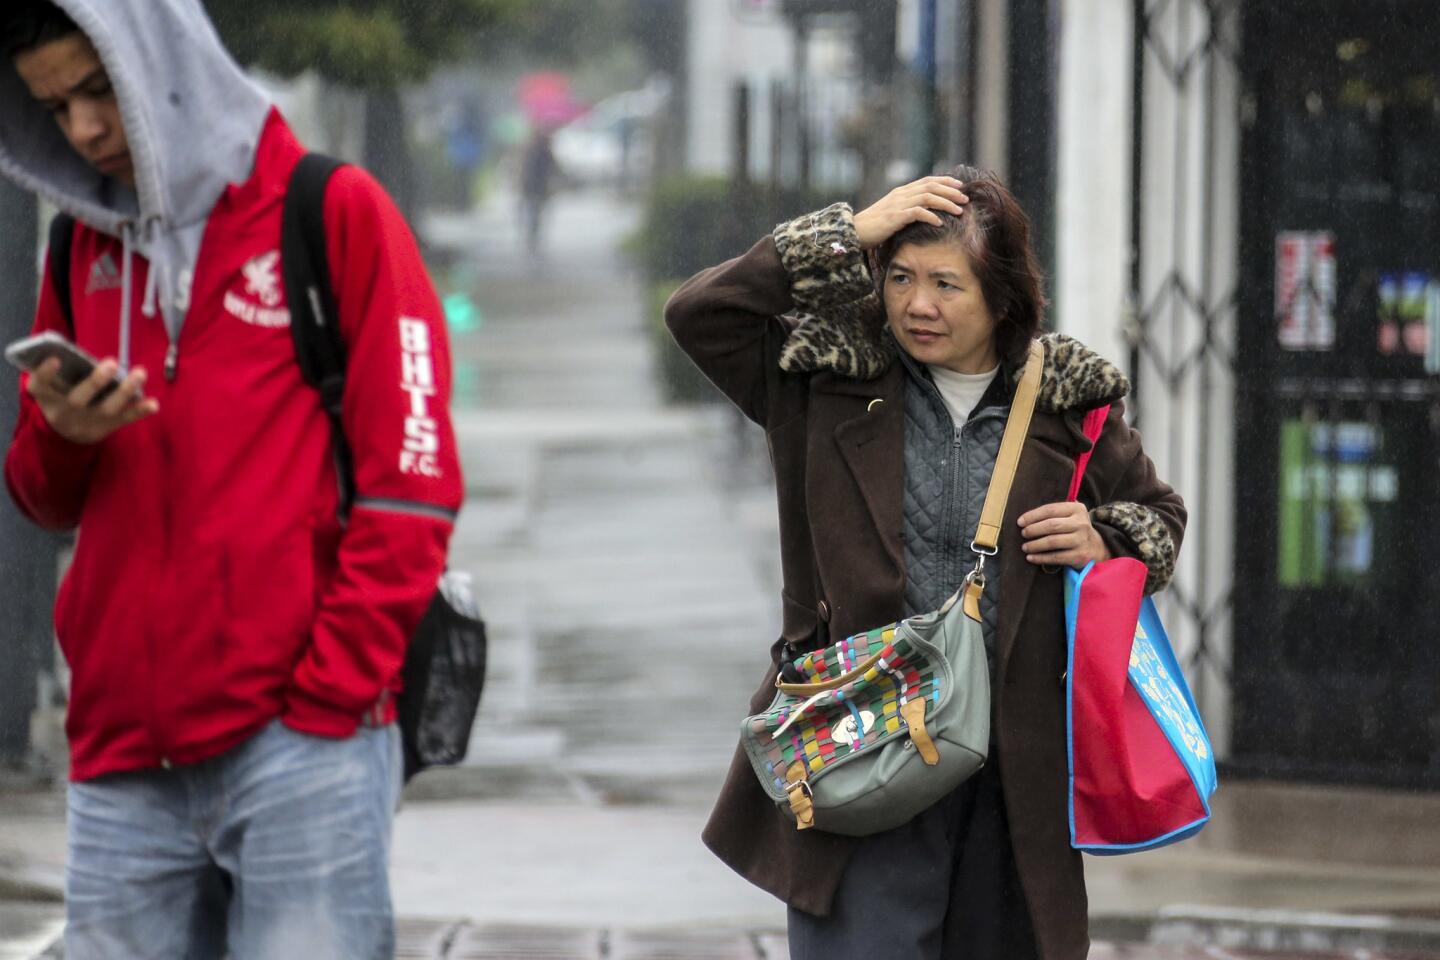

{"left": 4, "top": 331, "right": 122, "bottom": 402}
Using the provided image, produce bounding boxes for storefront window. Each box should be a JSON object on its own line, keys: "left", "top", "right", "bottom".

{"left": 1234, "top": 0, "right": 1440, "bottom": 786}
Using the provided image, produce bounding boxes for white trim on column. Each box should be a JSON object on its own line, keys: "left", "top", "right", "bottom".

{"left": 974, "top": 0, "right": 1009, "bottom": 175}
{"left": 1055, "top": 0, "right": 1133, "bottom": 367}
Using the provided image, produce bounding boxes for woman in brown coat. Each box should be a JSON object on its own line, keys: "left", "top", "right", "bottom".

{"left": 664, "top": 167, "right": 1185, "bottom": 959}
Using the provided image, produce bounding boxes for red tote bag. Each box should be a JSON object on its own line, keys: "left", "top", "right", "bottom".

{"left": 1064, "top": 405, "right": 1216, "bottom": 853}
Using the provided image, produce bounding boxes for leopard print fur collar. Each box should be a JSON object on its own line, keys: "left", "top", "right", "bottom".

{"left": 778, "top": 311, "right": 1129, "bottom": 413}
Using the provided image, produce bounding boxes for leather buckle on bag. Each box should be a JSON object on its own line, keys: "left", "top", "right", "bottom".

{"left": 784, "top": 774, "right": 816, "bottom": 831}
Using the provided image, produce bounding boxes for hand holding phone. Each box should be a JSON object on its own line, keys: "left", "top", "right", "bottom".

{"left": 5, "top": 332, "right": 158, "bottom": 444}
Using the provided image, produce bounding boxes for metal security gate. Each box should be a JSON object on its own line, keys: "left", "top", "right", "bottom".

{"left": 1127, "top": 0, "right": 1243, "bottom": 759}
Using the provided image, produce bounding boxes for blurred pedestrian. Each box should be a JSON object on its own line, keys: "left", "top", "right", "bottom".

{"left": 0, "top": 1, "right": 462, "bottom": 957}
{"left": 665, "top": 168, "right": 1186, "bottom": 960}
{"left": 446, "top": 101, "right": 489, "bottom": 208}
{"left": 518, "top": 126, "right": 558, "bottom": 254}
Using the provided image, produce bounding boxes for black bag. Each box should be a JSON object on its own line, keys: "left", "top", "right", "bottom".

{"left": 395, "top": 571, "right": 488, "bottom": 779}
{"left": 47, "top": 155, "right": 488, "bottom": 782}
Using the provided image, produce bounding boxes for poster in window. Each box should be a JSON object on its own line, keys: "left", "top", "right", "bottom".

{"left": 1275, "top": 231, "right": 1336, "bottom": 351}
{"left": 1277, "top": 419, "right": 1398, "bottom": 589}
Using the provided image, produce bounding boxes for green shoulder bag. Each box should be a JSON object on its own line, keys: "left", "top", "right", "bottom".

{"left": 740, "top": 341, "right": 1042, "bottom": 836}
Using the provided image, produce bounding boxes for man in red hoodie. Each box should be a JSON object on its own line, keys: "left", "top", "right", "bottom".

{"left": 1, "top": 1, "right": 463, "bottom": 956}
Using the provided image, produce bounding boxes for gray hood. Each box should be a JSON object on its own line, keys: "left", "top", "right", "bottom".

{"left": 0, "top": 0, "right": 272, "bottom": 352}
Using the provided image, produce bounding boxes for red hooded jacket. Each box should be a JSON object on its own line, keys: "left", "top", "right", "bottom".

{"left": 5, "top": 111, "right": 463, "bottom": 781}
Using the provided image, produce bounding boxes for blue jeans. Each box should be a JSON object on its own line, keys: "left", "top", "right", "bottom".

{"left": 64, "top": 720, "right": 402, "bottom": 960}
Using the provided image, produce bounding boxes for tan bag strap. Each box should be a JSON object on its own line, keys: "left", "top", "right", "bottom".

{"left": 775, "top": 646, "right": 889, "bottom": 696}
{"left": 972, "top": 339, "right": 1043, "bottom": 554}
{"left": 936, "top": 340, "right": 1044, "bottom": 618}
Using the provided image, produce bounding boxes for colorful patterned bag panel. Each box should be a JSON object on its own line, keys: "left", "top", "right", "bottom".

{"left": 1129, "top": 598, "right": 1218, "bottom": 803}
{"left": 744, "top": 621, "right": 951, "bottom": 802}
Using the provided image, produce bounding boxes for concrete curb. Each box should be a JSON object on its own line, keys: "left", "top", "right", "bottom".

{"left": 1092, "top": 907, "right": 1440, "bottom": 956}
{"left": 10, "top": 911, "right": 1440, "bottom": 959}
{"left": 0, "top": 863, "right": 62, "bottom": 906}
{"left": 0, "top": 907, "right": 63, "bottom": 960}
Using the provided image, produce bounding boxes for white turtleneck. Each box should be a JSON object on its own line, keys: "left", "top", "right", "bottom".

{"left": 928, "top": 364, "right": 1000, "bottom": 426}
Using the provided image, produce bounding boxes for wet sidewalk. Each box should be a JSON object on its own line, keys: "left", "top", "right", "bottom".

{"left": 3, "top": 186, "right": 1440, "bottom": 959}
{"left": 7, "top": 776, "right": 1440, "bottom": 957}
{"left": 407, "top": 186, "right": 1440, "bottom": 953}
{"left": 388, "top": 921, "right": 1440, "bottom": 960}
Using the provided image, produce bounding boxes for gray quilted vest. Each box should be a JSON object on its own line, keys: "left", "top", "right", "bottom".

{"left": 899, "top": 351, "right": 1011, "bottom": 657}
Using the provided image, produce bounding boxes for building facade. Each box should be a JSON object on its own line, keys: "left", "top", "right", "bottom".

{"left": 675, "top": 0, "right": 1440, "bottom": 789}
{"left": 1023, "top": 0, "right": 1440, "bottom": 788}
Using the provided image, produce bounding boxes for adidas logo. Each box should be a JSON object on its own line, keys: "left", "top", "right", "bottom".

{"left": 86, "top": 253, "right": 122, "bottom": 294}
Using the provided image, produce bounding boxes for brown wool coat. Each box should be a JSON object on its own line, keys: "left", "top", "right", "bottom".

{"left": 664, "top": 214, "right": 1186, "bottom": 960}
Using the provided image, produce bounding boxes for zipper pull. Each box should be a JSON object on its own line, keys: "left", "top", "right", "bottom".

{"left": 163, "top": 344, "right": 179, "bottom": 382}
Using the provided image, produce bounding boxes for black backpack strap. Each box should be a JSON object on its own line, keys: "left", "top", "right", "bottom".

{"left": 48, "top": 213, "right": 77, "bottom": 328}
{"left": 281, "top": 153, "right": 355, "bottom": 521}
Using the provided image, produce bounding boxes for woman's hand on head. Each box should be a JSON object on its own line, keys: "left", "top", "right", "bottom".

{"left": 853, "top": 176, "right": 969, "bottom": 250}
{"left": 1017, "top": 501, "right": 1111, "bottom": 570}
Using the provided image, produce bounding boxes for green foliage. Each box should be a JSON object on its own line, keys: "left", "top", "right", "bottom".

{"left": 637, "top": 176, "right": 844, "bottom": 405}
{"left": 204, "top": 0, "right": 655, "bottom": 88}
{"left": 473, "top": 0, "right": 630, "bottom": 66}
{"left": 634, "top": 177, "right": 743, "bottom": 283}
{"left": 647, "top": 279, "right": 717, "bottom": 405}
{"left": 205, "top": 0, "right": 521, "bottom": 88}
{"left": 634, "top": 175, "right": 842, "bottom": 282}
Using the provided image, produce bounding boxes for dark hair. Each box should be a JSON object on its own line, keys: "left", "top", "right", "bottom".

{"left": 2, "top": 0, "right": 80, "bottom": 59}
{"left": 875, "top": 164, "right": 1047, "bottom": 371}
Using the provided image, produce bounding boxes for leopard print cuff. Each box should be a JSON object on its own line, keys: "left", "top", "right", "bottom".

{"left": 1092, "top": 501, "right": 1176, "bottom": 595}
{"left": 772, "top": 203, "right": 874, "bottom": 309}
{"left": 778, "top": 294, "right": 894, "bottom": 381}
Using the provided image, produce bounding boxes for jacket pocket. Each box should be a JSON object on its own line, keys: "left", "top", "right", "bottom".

{"left": 222, "top": 528, "right": 315, "bottom": 666}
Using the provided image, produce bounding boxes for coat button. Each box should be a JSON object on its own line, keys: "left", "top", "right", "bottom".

{"left": 817, "top": 600, "right": 831, "bottom": 622}
{"left": 160, "top": 757, "right": 173, "bottom": 770}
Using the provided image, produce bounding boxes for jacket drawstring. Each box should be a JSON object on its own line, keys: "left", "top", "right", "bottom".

{"left": 140, "top": 251, "right": 158, "bottom": 319}
{"left": 139, "top": 216, "right": 164, "bottom": 322}
{"left": 135, "top": 216, "right": 176, "bottom": 380}
{"left": 119, "top": 221, "right": 136, "bottom": 374}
